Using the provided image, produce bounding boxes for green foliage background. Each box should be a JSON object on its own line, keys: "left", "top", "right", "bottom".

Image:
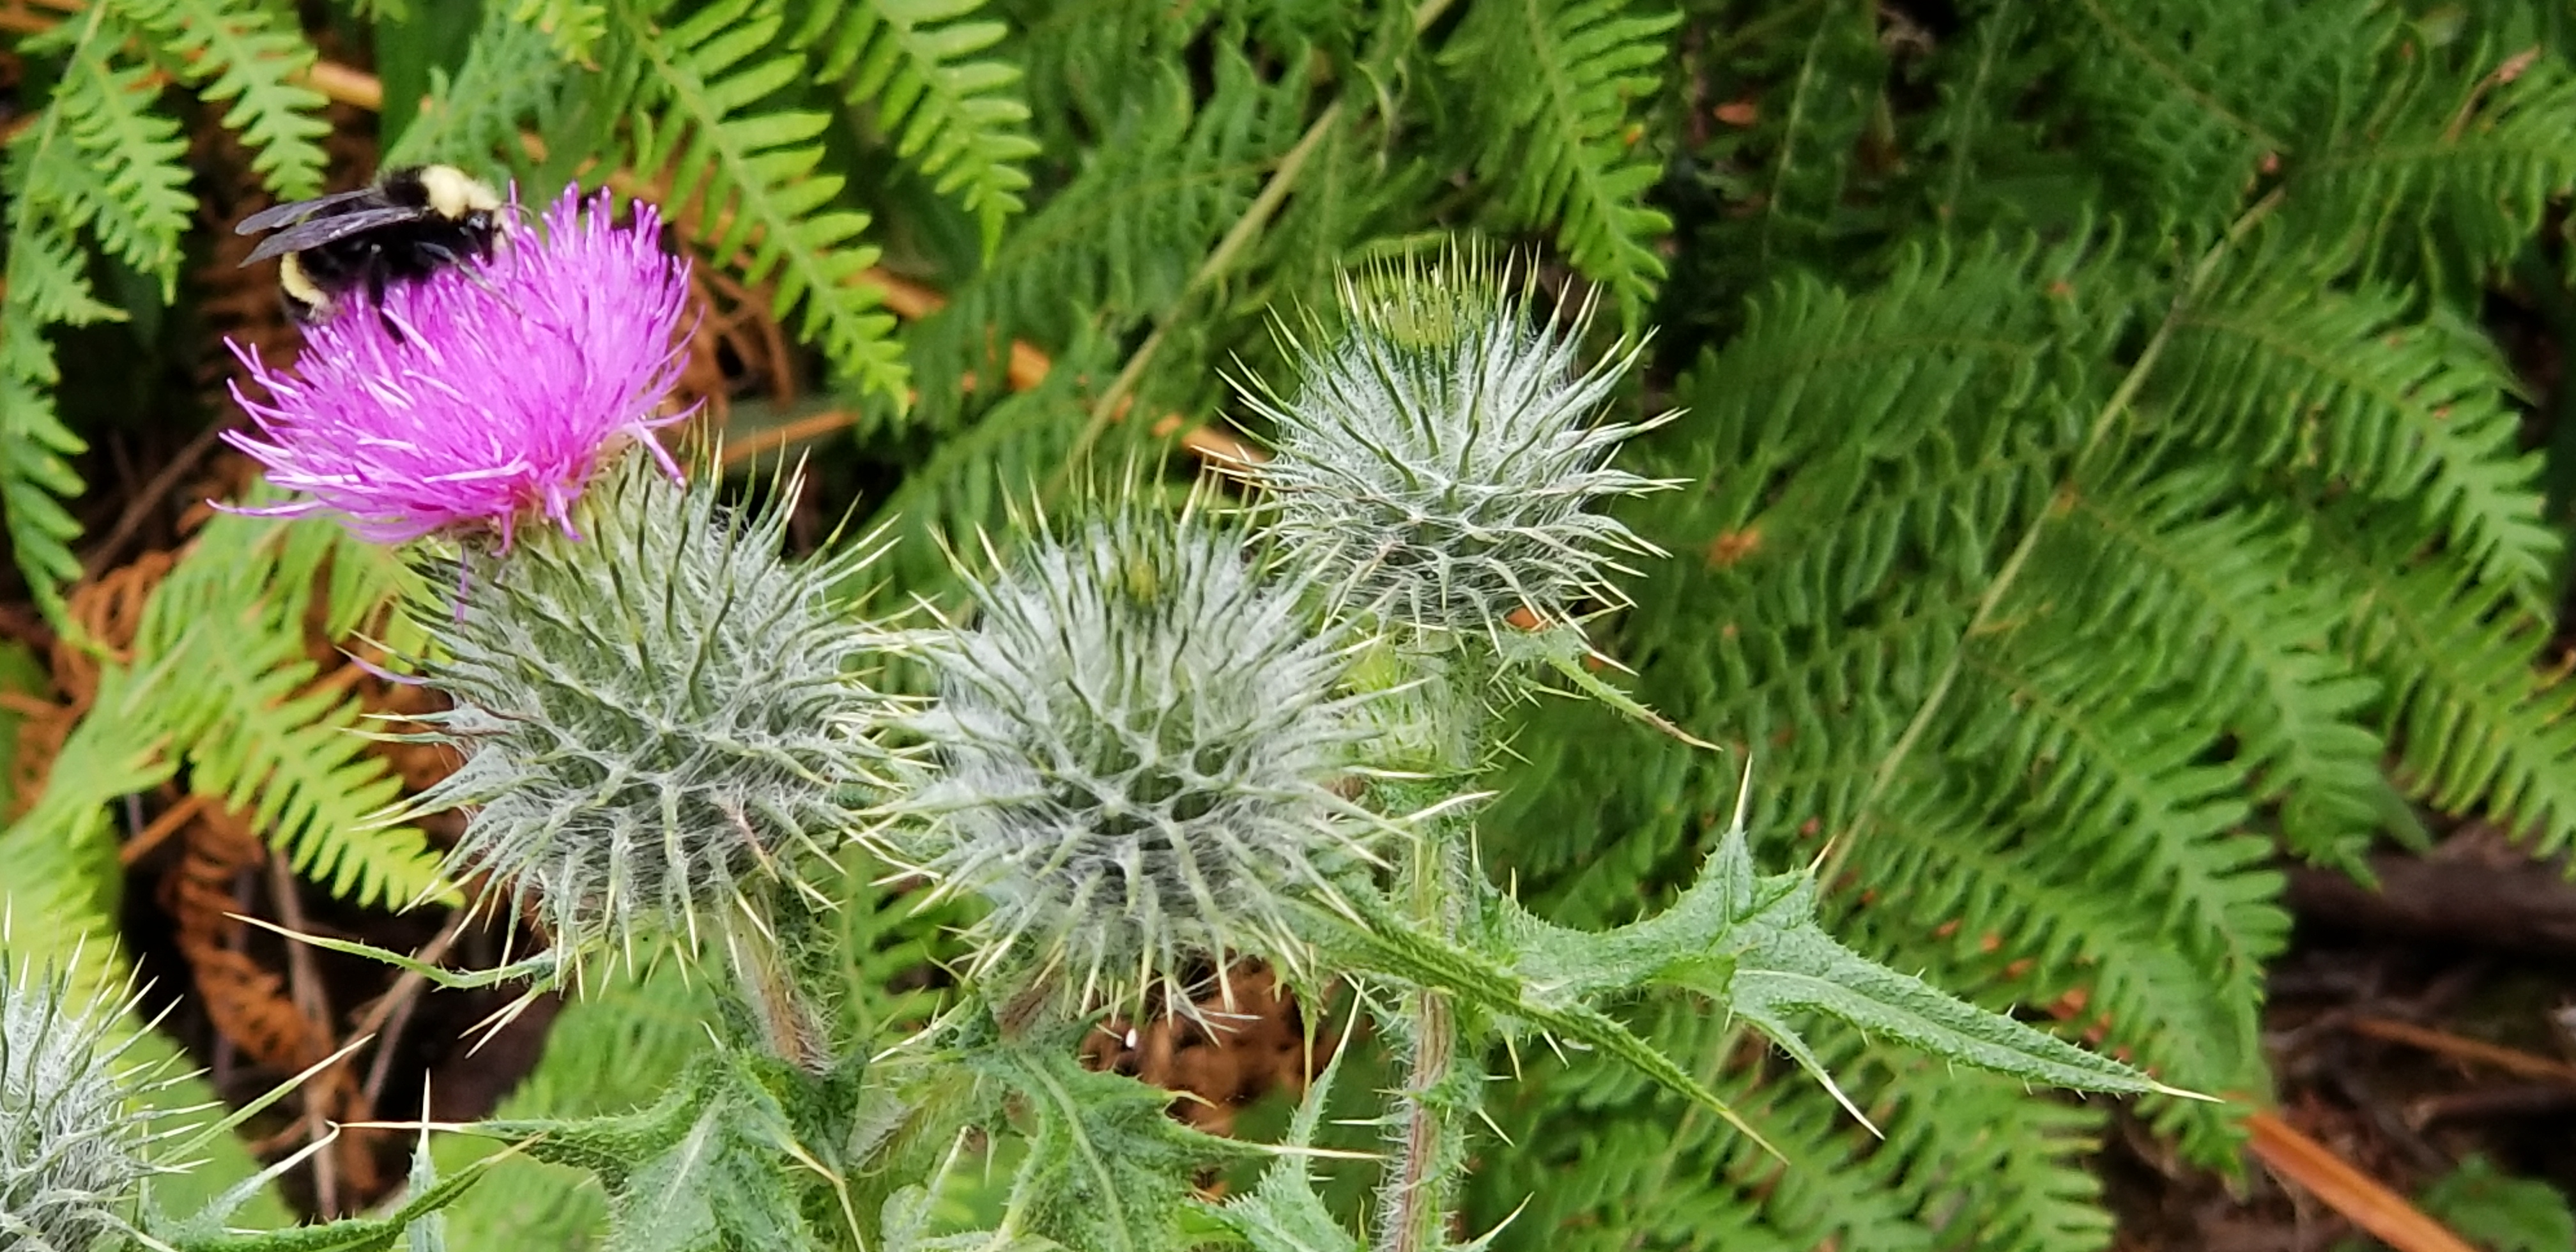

{"left": 6, "top": 0, "right": 2576, "bottom": 1248}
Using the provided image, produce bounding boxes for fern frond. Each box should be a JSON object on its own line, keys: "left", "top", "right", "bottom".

{"left": 903, "top": 47, "right": 1303, "bottom": 417}
{"left": 42, "top": 21, "right": 195, "bottom": 290}
{"left": 792, "top": 0, "right": 1038, "bottom": 254}
{"left": 11, "top": 510, "right": 441, "bottom": 910}
{"left": 2, "top": 661, "right": 183, "bottom": 954}
{"left": 1466, "top": 3, "right": 2576, "bottom": 1244}
{"left": 2154, "top": 257, "right": 2557, "bottom": 602}
{"left": 117, "top": 0, "right": 332, "bottom": 201}
{"left": 1492, "top": 240, "right": 2090, "bottom": 900}
{"left": 1941, "top": 628, "right": 2287, "bottom": 1108}
{"left": 2287, "top": 31, "right": 2576, "bottom": 294}
{"left": 0, "top": 200, "right": 119, "bottom": 331}
{"left": 0, "top": 789, "right": 126, "bottom": 969}
{"left": 1009, "top": 0, "right": 1208, "bottom": 154}
{"left": 134, "top": 513, "right": 442, "bottom": 908}
{"left": 2051, "top": 473, "right": 2388, "bottom": 866}
{"left": 615, "top": 0, "right": 907, "bottom": 401}
{"left": 2041, "top": 0, "right": 2369, "bottom": 239}
{"left": 1438, "top": 0, "right": 1676, "bottom": 317}
{"left": 387, "top": 3, "right": 570, "bottom": 167}
{"left": 1483, "top": 231, "right": 2287, "bottom": 1184}
{"left": 516, "top": 0, "right": 609, "bottom": 65}
{"left": 0, "top": 372, "right": 88, "bottom": 612}
{"left": 2316, "top": 505, "right": 2576, "bottom": 855}
{"left": 0, "top": 17, "right": 130, "bottom": 615}
{"left": 179, "top": 650, "right": 434, "bottom": 908}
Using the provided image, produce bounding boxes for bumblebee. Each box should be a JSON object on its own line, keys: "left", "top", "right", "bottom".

{"left": 236, "top": 164, "right": 509, "bottom": 324}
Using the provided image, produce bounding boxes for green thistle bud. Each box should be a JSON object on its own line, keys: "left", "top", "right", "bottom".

{"left": 1, "top": 952, "right": 178, "bottom": 1251}
{"left": 404, "top": 456, "right": 895, "bottom": 975}
{"left": 1234, "top": 251, "right": 1677, "bottom": 646}
{"left": 899, "top": 508, "right": 1383, "bottom": 1015}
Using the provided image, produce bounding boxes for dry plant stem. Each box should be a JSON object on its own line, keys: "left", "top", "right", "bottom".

{"left": 2348, "top": 1016, "right": 2576, "bottom": 1087}
{"left": 116, "top": 792, "right": 208, "bottom": 866}
{"left": 356, "top": 910, "right": 472, "bottom": 1108}
{"left": 82, "top": 420, "right": 231, "bottom": 580}
{"left": 266, "top": 851, "right": 341, "bottom": 1214}
{"left": 2244, "top": 1110, "right": 2477, "bottom": 1252}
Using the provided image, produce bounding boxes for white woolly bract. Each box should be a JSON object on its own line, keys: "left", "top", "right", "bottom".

{"left": 404, "top": 455, "right": 896, "bottom": 975}
{"left": 1234, "top": 254, "right": 1676, "bottom": 645}
{"left": 1, "top": 953, "right": 173, "bottom": 1252}
{"left": 900, "top": 511, "right": 1380, "bottom": 1014}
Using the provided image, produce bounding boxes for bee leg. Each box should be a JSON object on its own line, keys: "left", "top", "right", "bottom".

{"left": 366, "top": 268, "right": 411, "bottom": 344}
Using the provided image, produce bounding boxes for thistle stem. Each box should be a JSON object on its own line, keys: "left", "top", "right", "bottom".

{"left": 1373, "top": 661, "right": 1491, "bottom": 1252}
{"left": 728, "top": 917, "right": 831, "bottom": 1073}
{"left": 1382, "top": 827, "right": 1472, "bottom": 1252}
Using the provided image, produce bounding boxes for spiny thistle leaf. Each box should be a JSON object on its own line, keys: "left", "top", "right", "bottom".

{"left": 475, "top": 1049, "right": 828, "bottom": 1252}
{"left": 1318, "top": 886, "right": 1774, "bottom": 1156}
{"left": 1193, "top": 1020, "right": 1367, "bottom": 1252}
{"left": 974, "top": 1041, "right": 1257, "bottom": 1252}
{"left": 882, "top": 1187, "right": 1066, "bottom": 1252}
{"left": 1488, "top": 776, "right": 2186, "bottom": 1136}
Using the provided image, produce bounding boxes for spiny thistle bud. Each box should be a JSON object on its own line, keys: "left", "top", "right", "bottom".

{"left": 898, "top": 508, "right": 1385, "bottom": 1016}
{"left": 1232, "top": 252, "right": 1677, "bottom": 646}
{"left": 1, "top": 951, "right": 179, "bottom": 1251}
{"left": 401, "top": 457, "right": 896, "bottom": 975}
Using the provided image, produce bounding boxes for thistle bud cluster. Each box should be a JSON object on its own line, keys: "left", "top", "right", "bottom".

{"left": 183, "top": 179, "right": 2172, "bottom": 1252}
{"left": 226, "top": 211, "right": 1663, "bottom": 1032}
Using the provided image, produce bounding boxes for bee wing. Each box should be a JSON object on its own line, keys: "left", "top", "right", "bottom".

{"left": 239, "top": 207, "right": 426, "bottom": 266}
{"left": 233, "top": 187, "right": 386, "bottom": 235}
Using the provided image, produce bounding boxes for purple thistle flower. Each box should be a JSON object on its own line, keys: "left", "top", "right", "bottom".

{"left": 223, "top": 186, "right": 694, "bottom": 545}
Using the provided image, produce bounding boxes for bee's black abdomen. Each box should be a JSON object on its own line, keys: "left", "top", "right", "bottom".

{"left": 240, "top": 164, "right": 507, "bottom": 326}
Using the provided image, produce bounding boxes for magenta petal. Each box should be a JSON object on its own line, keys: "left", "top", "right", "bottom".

{"left": 218, "top": 187, "right": 694, "bottom": 543}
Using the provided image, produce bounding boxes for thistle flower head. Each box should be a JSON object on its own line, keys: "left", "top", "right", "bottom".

{"left": 1, "top": 949, "right": 179, "bottom": 1252}
{"left": 225, "top": 185, "right": 694, "bottom": 544}
{"left": 1234, "top": 252, "right": 1676, "bottom": 646}
{"left": 899, "top": 507, "right": 1381, "bottom": 1016}
{"left": 403, "top": 458, "right": 894, "bottom": 977}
